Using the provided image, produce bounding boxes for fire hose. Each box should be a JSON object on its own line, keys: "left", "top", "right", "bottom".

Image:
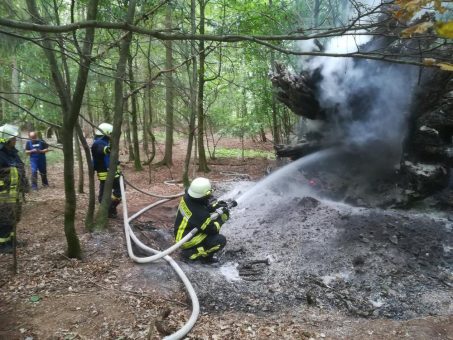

{"left": 119, "top": 175, "right": 236, "bottom": 339}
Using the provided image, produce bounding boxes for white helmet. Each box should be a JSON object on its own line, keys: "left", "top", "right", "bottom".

{"left": 95, "top": 123, "right": 113, "bottom": 136}
{"left": 188, "top": 177, "right": 212, "bottom": 198}
{"left": 0, "top": 124, "right": 19, "bottom": 143}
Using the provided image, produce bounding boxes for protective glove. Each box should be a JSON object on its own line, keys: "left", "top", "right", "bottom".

{"left": 216, "top": 200, "right": 229, "bottom": 208}
{"left": 220, "top": 208, "right": 229, "bottom": 222}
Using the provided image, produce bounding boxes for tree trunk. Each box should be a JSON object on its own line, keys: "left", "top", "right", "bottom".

{"left": 125, "top": 117, "right": 135, "bottom": 161}
{"left": 183, "top": 0, "right": 198, "bottom": 186}
{"left": 143, "top": 62, "right": 150, "bottom": 157}
{"left": 241, "top": 88, "right": 248, "bottom": 161}
{"left": 11, "top": 55, "right": 20, "bottom": 112}
{"left": 313, "top": 0, "right": 321, "bottom": 28}
{"left": 75, "top": 123, "right": 95, "bottom": 231}
{"left": 197, "top": 0, "right": 210, "bottom": 173}
{"left": 75, "top": 130, "right": 84, "bottom": 193}
{"left": 161, "top": 3, "right": 174, "bottom": 166}
{"left": 269, "top": 0, "right": 281, "bottom": 145}
{"left": 95, "top": 0, "right": 137, "bottom": 230}
{"left": 0, "top": 78, "right": 5, "bottom": 120}
{"left": 143, "top": 36, "right": 156, "bottom": 163}
{"left": 26, "top": 0, "right": 99, "bottom": 258}
{"left": 128, "top": 52, "right": 142, "bottom": 170}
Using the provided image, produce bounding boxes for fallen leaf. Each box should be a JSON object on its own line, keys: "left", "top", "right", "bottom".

{"left": 436, "top": 21, "right": 453, "bottom": 38}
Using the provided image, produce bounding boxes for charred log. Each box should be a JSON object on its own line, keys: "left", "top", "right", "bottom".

{"left": 400, "top": 161, "right": 449, "bottom": 199}
{"left": 409, "top": 73, "right": 453, "bottom": 165}
{"left": 270, "top": 63, "right": 326, "bottom": 120}
{"left": 269, "top": 12, "right": 452, "bottom": 206}
{"left": 275, "top": 141, "right": 323, "bottom": 160}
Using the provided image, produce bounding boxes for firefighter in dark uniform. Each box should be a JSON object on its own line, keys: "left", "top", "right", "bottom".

{"left": 0, "top": 124, "right": 28, "bottom": 253}
{"left": 174, "top": 177, "right": 230, "bottom": 264}
{"left": 90, "top": 123, "right": 121, "bottom": 218}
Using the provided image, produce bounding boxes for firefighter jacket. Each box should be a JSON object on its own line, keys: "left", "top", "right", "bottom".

{"left": 0, "top": 145, "right": 27, "bottom": 204}
{"left": 174, "top": 192, "right": 229, "bottom": 249}
{"left": 91, "top": 135, "right": 120, "bottom": 180}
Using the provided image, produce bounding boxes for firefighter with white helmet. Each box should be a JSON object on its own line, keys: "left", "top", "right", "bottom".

{"left": 174, "top": 177, "right": 230, "bottom": 264}
{"left": 0, "top": 124, "right": 28, "bottom": 253}
{"left": 90, "top": 123, "right": 121, "bottom": 218}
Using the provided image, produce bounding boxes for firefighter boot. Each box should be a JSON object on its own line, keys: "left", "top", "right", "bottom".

{"left": 108, "top": 204, "right": 118, "bottom": 218}
{"left": 108, "top": 197, "right": 121, "bottom": 218}
{"left": 200, "top": 255, "right": 220, "bottom": 265}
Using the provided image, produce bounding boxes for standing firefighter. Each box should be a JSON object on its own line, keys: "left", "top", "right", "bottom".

{"left": 174, "top": 177, "right": 231, "bottom": 264}
{"left": 91, "top": 123, "right": 121, "bottom": 218}
{"left": 0, "top": 124, "right": 27, "bottom": 253}
{"left": 25, "top": 131, "right": 49, "bottom": 190}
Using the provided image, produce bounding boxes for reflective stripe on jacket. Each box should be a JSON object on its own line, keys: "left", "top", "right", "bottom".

{"left": 0, "top": 146, "right": 25, "bottom": 203}
{"left": 91, "top": 136, "right": 120, "bottom": 180}
{"left": 174, "top": 193, "right": 227, "bottom": 249}
{"left": 0, "top": 167, "right": 19, "bottom": 203}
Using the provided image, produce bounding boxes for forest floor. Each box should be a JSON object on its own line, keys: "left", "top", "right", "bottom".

{"left": 0, "top": 137, "right": 452, "bottom": 339}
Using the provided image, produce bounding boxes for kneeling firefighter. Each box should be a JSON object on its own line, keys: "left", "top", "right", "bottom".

{"left": 0, "top": 124, "right": 28, "bottom": 253}
{"left": 91, "top": 123, "right": 122, "bottom": 218}
{"left": 174, "top": 177, "right": 234, "bottom": 264}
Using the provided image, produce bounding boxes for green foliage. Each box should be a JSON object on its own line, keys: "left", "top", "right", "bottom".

{"left": 45, "top": 149, "right": 64, "bottom": 165}
{"left": 215, "top": 147, "right": 275, "bottom": 159}
{"left": 0, "top": 0, "right": 313, "bottom": 157}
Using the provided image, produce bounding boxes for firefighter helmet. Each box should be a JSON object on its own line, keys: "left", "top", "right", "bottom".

{"left": 188, "top": 177, "right": 212, "bottom": 198}
{"left": 0, "top": 124, "right": 19, "bottom": 143}
{"left": 95, "top": 123, "right": 113, "bottom": 136}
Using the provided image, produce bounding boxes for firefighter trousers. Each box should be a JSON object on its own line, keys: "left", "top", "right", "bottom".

{"left": 0, "top": 202, "right": 22, "bottom": 247}
{"left": 181, "top": 233, "right": 226, "bottom": 260}
{"left": 98, "top": 178, "right": 122, "bottom": 217}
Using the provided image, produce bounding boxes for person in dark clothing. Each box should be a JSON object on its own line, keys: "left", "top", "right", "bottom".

{"left": 90, "top": 123, "right": 121, "bottom": 218}
{"left": 174, "top": 177, "right": 230, "bottom": 264}
{"left": 0, "top": 124, "right": 28, "bottom": 253}
{"left": 25, "top": 131, "right": 49, "bottom": 190}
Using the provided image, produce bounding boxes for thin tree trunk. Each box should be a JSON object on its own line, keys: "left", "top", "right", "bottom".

{"left": 161, "top": 3, "right": 174, "bottom": 166}
{"left": 197, "top": 0, "right": 210, "bottom": 173}
{"left": 144, "top": 41, "right": 157, "bottom": 167}
{"left": 143, "top": 66, "right": 150, "bottom": 157}
{"left": 183, "top": 0, "right": 198, "bottom": 186}
{"left": 86, "top": 90, "right": 94, "bottom": 135}
{"left": 241, "top": 88, "right": 248, "bottom": 161}
{"left": 125, "top": 118, "right": 135, "bottom": 161}
{"left": 11, "top": 56, "right": 20, "bottom": 110}
{"left": 269, "top": 1, "right": 280, "bottom": 145}
{"left": 0, "top": 78, "right": 5, "bottom": 120}
{"left": 314, "top": 0, "right": 321, "bottom": 27}
{"left": 75, "top": 123, "right": 95, "bottom": 230}
{"left": 128, "top": 52, "right": 142, "bottom": 170}
{"left": 95, "top": 0, "right": 137, "bottom": 229}
{"left": 75, "top": 131, "right": 84, "bottom": 193}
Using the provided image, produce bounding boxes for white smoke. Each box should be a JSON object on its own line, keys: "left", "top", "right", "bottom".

{"left": 297, "top": 1, "right": 418, "bottom": 163}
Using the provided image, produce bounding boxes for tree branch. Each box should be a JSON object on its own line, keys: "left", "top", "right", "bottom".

{"left": 0, "top": 91, "right": 61, "bottom": 106}
{"left": 0, "top": 95, "right": 62, "bottom": 128}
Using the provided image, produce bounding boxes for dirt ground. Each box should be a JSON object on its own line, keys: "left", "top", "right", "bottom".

{"left": 1, "top": 138, "right": 452, "bottom": 339}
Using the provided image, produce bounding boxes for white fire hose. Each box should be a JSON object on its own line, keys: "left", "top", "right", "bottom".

{"left": 119, "top": 176, "right": 200, "bottom": 340}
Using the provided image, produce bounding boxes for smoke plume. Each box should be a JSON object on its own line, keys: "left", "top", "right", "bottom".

{"left": 298, "top": 4, "right": 418, "bottom": 166}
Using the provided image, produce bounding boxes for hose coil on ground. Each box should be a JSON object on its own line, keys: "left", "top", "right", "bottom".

{"left": 119, "top": 176, "right": 199, "bottom": 340}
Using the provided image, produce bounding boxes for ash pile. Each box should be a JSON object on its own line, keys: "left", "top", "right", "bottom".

{"left": 186, "top": 181, "right": 452, "bottom": 320}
